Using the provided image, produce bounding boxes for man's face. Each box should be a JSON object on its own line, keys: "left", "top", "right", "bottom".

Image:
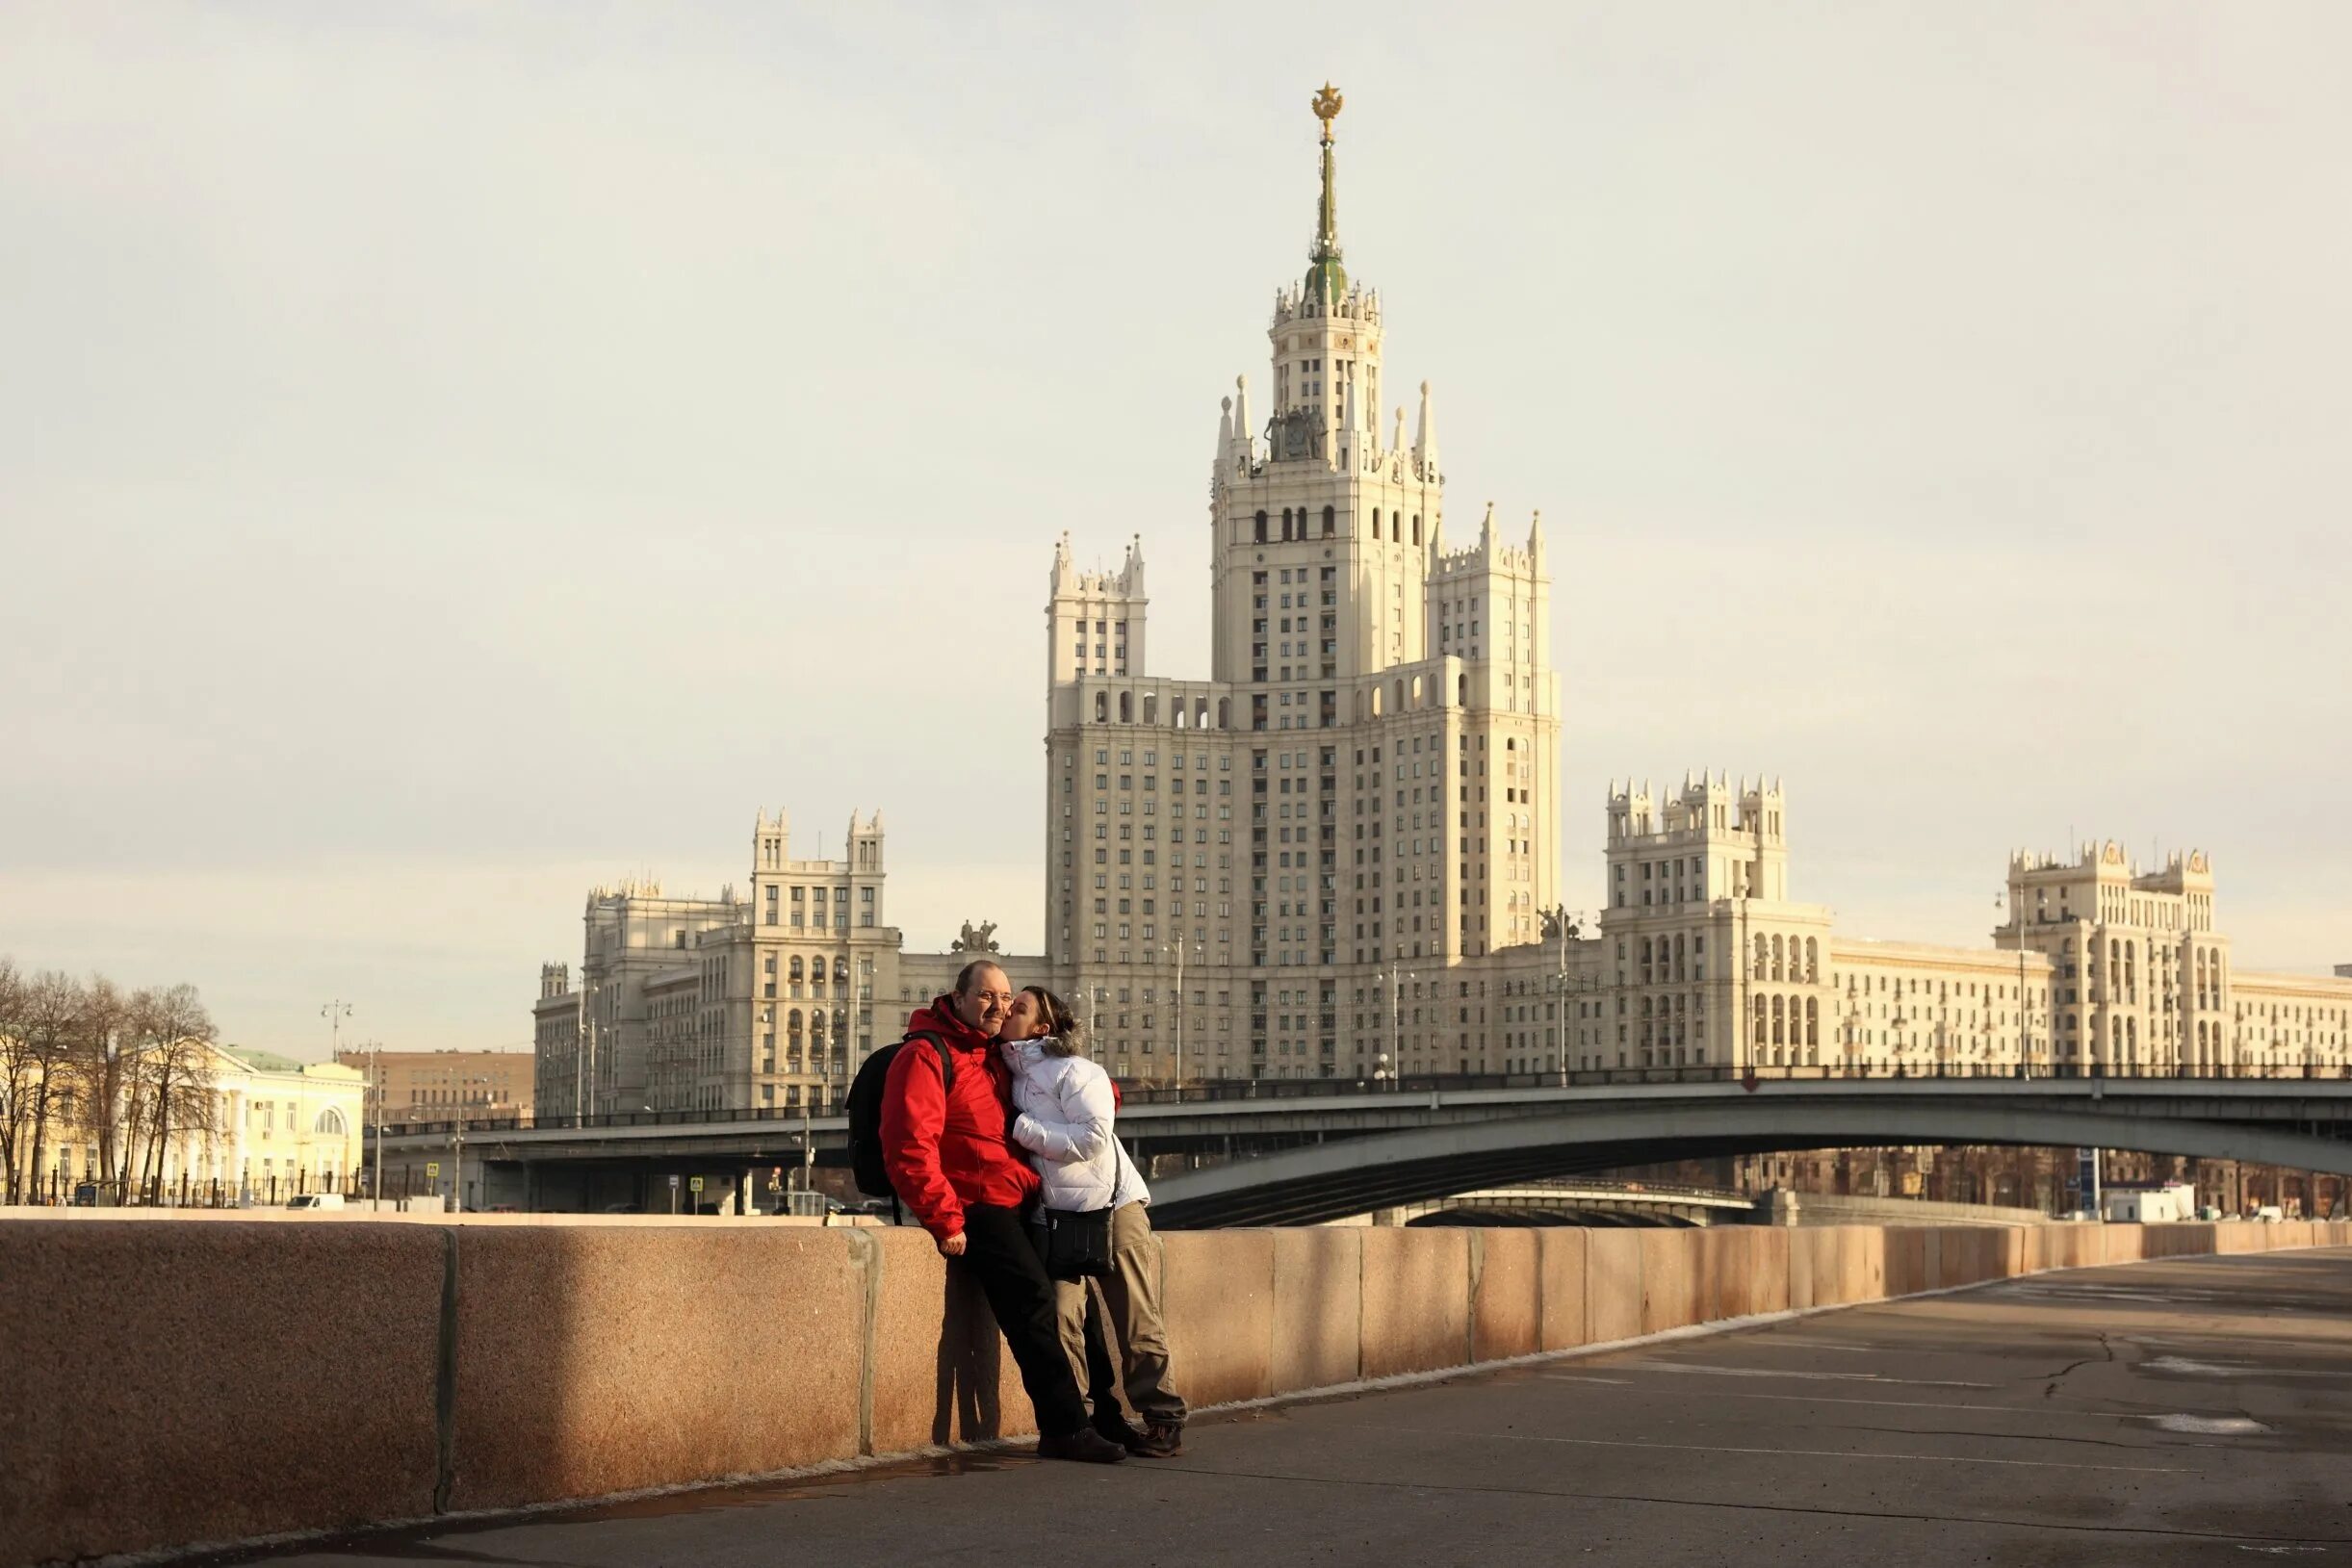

{"left": 954, "top": 966, "right": 1013, "bottom": 1037}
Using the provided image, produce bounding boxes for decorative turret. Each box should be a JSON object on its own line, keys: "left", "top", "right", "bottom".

{"left": 1413, "top": 379, "right": 1439, "bottom": 479}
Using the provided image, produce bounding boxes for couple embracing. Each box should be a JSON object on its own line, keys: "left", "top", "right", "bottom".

{"left": 875, "top": 959, "right": 1185, "bottom": 1465}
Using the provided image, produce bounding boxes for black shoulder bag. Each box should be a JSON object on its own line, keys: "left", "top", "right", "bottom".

{"left": 1038, "top": 1138, "right": 1132, "bottom": 1282}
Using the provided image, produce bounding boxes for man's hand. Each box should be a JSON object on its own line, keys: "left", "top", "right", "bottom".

{"left": 939, "top": 1231, "right": 968, "bottom": 1257}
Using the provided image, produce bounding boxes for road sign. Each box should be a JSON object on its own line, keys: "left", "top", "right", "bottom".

{"left": 689, "top": 1176, "right": 704, "bottom": 1194}
{"left": 669, "top": 1174, "right": 681, "bottom": 1190}
{"left": 426, "top": 1162, "right": 440, "bottom": 1178}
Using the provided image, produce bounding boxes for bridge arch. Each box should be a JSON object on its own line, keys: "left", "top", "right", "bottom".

{"left": 1147, "top": 1100, "right": 2352, "bottom": 1228}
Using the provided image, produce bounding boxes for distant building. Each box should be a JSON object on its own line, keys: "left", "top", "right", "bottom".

{"left": 1031, "top": 90, "right": 2351, "bottom": 1083}
{"left": 335, "top": 1048, "right": 531, "bottom": 1128}
{"left": 5, "top": 1042, "right": 364, "bottom": 1200}
{"left": 528, "top": 88, "right": 2352, "bottom": 1098}
{"left": 530, "top": 812, "right": 1039, "bottom": 1118}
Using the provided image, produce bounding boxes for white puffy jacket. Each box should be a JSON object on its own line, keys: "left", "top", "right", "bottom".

{"left": 1002, "top": 1038, "right": 1150, "bottom": 1213}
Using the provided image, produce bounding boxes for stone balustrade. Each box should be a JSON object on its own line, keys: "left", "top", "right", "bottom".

{"left": 3, "top": 1215, "right": 2345, "bottom": 1567}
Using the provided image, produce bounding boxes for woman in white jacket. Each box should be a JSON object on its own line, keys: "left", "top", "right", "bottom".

{"left": 999, "top": 985, "right": 1187, "bottom": 1457}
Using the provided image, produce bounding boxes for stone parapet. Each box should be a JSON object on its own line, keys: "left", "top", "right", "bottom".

{"left": 3, "top": 1217, "right": 2346, "bottom": 1567}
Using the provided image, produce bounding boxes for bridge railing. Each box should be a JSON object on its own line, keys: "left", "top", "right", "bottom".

{"left": 371, "top": 1061, "right": 2352, "bottom": 1139}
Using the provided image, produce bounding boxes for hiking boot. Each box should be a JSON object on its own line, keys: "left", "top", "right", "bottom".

{"left": 1036, "top": 1427, "right": 1127, "bottom": 1464}
{"left": 1094, "top": 1412, "right": 1151, "bottom": 1454}
{"left": 1138, "top": 1419, "right": 1184, "bottom": 1458}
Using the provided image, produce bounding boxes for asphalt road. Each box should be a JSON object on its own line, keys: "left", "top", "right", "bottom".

{"left": 233, "top": 1247, "right": 2351, "bottom": 1567}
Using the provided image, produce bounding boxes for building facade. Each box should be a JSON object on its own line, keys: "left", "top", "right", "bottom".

{"left": 5, "top": 1041, "right": 365, "bottom": 1200}
{"left": 530, "top": 90, "right": 2351, "bottom": 1098}
{"left": 338, "top": 1047, "right": 531, "bottom": 1129}
{"left": 1037, "top": 91, "right": 2351, "bottom": 1085}
{"left": 1041, "top": 90, "right": 1561, "bottom": 1082}
{"left": 530, "top": 812, "right": 1042, "bottom": 1118}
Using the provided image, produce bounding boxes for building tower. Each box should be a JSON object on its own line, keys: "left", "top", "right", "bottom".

{"left": 1043, "top": 88, "right": 1562, "bottom": 1083}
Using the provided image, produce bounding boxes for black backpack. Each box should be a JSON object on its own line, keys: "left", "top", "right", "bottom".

{"left": 845, "top": 1029, "right": 952, "bottom": 1198}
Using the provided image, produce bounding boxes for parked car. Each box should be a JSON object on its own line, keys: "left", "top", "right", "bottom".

{"left": 286, "top": 1194, "right": 344, "bottom": 1211}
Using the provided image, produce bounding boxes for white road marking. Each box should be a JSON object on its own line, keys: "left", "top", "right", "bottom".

{"left": 1354, "top": 1424, "right": 2187, "bottom": 1474}
{"left": 2146, "top": 1354, "right": 2352, "bottom": 1379}
{"left": 2151, "top": 1414, "right": 2274, "bottom": 1435}
{"left": 1542, "top": 1375, "right": 1631, "bottom": 1385}
{"left": 1616, "top": 1360, "right": 1995, "bottom": 1388}
{"left": 1534, "top": 1383, "right": 2137, "bottom": 1422}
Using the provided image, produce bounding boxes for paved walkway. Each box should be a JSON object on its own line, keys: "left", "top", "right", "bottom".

{"left": 243, "top": 1249, "right": 2350, "bottom": 1567}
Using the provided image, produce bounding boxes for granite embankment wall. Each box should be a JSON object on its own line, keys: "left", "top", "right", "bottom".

{"left": 3, "top": 1217, "right": 2345, "bottom": 1566}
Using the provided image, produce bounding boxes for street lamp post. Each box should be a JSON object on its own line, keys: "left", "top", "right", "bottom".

{"left": 1997, "top": 887, "right": 2044, "bottom": 1078}
{"left": 1162, "top": 938, "right": 1199, "bottom": 1095}
{"left": 1376, "top": 965, "right": 1412, "bottom": 1090}
{"left": 1541, "top": 907, "right": 1585, "bottom": 1087}
{"left": 444, "top": 1069, "right": 489, "bottom": 1213}
{"left": 363, "top": 1037, "right": 384, "bottom": 1213}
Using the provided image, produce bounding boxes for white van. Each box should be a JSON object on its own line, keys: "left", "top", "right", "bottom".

{"left": 286, "top": 1193, "right": 344, "bottom": 1211}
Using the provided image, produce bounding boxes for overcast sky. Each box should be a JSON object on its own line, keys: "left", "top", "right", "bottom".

{"left": 5, "top": 3, "right": 2347, "bottom": 1059}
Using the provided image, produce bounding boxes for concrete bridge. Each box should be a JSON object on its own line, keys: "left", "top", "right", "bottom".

{"left": 372, "top": 1072, "right": 2352, "bottom": 1220}
{"left": 1387, "top": 1178, "right": 1759, "bottom": 1227}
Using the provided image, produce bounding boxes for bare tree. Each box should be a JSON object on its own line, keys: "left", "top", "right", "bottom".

{"left": 65, "top": 977, "right": 136, "bottom": 1199}
{"left": 130, "top": 985, "right": 219, "bottom": 1201}
{"left": 0, "top": 958, "right": 28, "bottom": 1201}
{"left": 14, "top": 972, "right": 88, "bottom": 1203}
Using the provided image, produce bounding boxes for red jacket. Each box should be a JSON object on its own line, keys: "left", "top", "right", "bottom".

{"left": 880, "top": 996, "right": 1040, "bottom": 1242}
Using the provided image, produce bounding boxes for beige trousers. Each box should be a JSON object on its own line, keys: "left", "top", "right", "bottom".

{"left": 1053, "top": 1199, "right": 1187, "bottom": 1424}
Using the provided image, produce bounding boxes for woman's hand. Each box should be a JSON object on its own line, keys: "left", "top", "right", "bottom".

{"left": 939, "top": 1231, "right": 968, "bottom": 1257}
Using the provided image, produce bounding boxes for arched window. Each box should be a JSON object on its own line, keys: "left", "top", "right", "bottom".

{"left": 1143, "top": 693, "right": 1157, "bottom": 725}
{"left": 788, "top": 1008, "right": 803, "bottom": 1033}
{"left": 1770, "top": 934, "right": 1785, "bottom": 981}
{"left": 1412, "top": 514, "right": 1422, "bottom": 546}
{"left": 1095, "top": 692, "right": 1108, "bottom": 722}
{"left": 1410, "top": 675, "right": 1423, "bottom": 707}
{"left": 1371, "top": 508, "right": 1382, "bottom": 538}
{"left": 1322, "top": 504, "right": 1335, "bottom": 537}
{"left": 1217, "top": 697, "right": 1230, "bottom": 729}
{"left": 1393, "top": 678, "right": 1406, "bottom": 713}
{"left": 1805, "top": 997, "right": 1819, "bottom": 1046}
{"left": 1804, "top": 937, "right": 1819, "bottom": 982}
{"left": 1371, "top": 685, "right": 1383, "bottom": 717}
{"left": 1119, "top": 691, "right": 1132, "bottom": 723}
{"left": 1254, "top": 510, "right": 1268, "bottom": 544}
{"left": 1457, "top": 674, "right": 1468, "bottom": 707}
{"left": 1771, "top": 994, "right": 1786, "bottom": 1045}
{"left": 1280, "top": 507, "right": 1293, "bottom": 542}
{"left": 833, "top": 957, "right": 849, "bottom": 984}
{"left": 1752, "top": 935, "right": 1769, "bottom": 980}
{"left": 1752, "top": 995, "right": 1768, "bottom": 1045}
{"left": 314, "top": 1107, "right": 347, "bottom": 1137}
{"left": 788, "top": 957, "right": 804, "bottom": 981}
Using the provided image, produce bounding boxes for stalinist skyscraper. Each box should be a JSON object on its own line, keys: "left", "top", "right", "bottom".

{"left": 1044, "top": 87, "right": 1561, "bottom": 1083}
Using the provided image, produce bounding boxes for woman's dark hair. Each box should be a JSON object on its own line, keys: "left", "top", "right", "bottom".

{"left": 1021, "top": 985, "right": 1087, "bottom": 1058}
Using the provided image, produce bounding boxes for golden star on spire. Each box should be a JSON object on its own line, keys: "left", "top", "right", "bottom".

{"left": 1311, "top": 82, "right": 1343, "bottom": 141}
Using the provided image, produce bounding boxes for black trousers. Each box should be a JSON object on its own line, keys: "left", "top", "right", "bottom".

{"left": 954, "top": 1202, "right": 1089, "bottom": 1437}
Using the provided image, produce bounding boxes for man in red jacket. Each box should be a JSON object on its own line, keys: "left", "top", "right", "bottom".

{"left": 881, "top": 959, "right": 1124, "bottom": 1464}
